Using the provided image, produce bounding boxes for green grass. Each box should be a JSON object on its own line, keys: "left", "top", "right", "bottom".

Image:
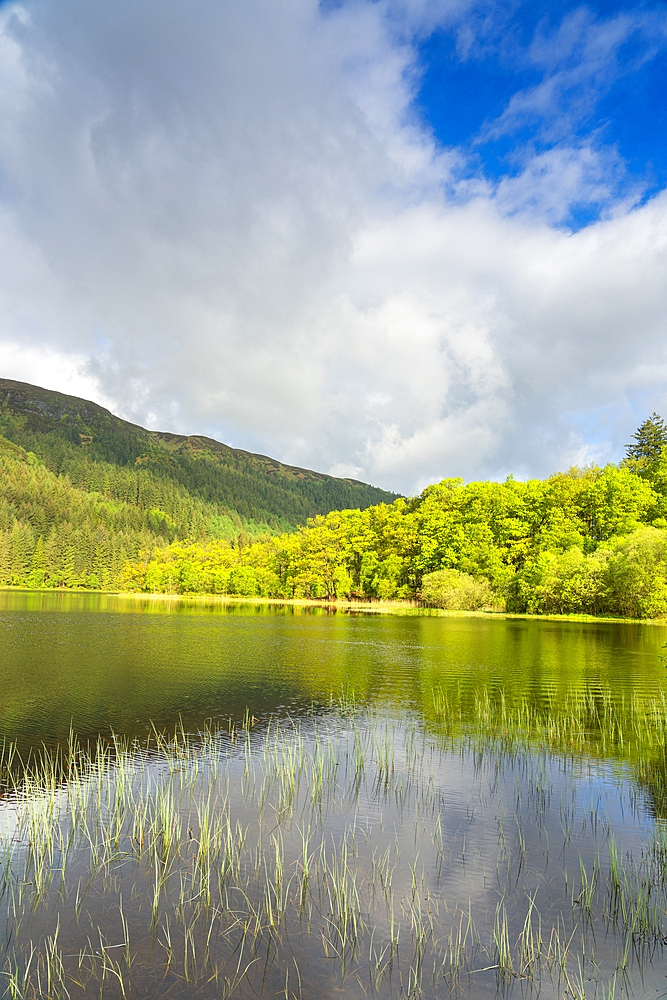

{"left": 1, "top": 696, "right": 667, "bottom": 998}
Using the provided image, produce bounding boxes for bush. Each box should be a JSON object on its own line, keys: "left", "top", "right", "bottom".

{"left": 420, "top": 569, "right": 496, "bottom": 610}
{"left": 601, "top": 527, "right": 667, "bottom": 618}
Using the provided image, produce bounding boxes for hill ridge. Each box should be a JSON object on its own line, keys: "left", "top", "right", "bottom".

{"left": 0, "top": 378, "right": 382, "bottom": 488}
{"left": 0, "top": 377, "right": 399, "bottom": 528}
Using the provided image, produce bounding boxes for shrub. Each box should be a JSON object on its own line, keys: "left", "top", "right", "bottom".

{"left": 600, "top": 527, "right": 667, "bottom": 618}
{"left": 420, "top": 569, "right": 496, "bottom": 610}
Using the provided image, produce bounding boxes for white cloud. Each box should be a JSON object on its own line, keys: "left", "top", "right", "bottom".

{"left": 0, "top": 0, "right": 665, "bottom": 494}
{"left": 492, "top": 145, "right": 632, "bottom": 224}
{"left": 0, "top": 342, "right": 114, "bottom": 406}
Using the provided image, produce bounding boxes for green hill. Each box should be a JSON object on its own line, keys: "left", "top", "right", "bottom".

{"left": 0, "top": 378, "right": 399, "bottom": 589}
{"left": 0, "top": 379, "right": 398, "bottom": 524}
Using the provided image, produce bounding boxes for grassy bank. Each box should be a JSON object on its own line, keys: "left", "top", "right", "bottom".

{"left": 5, "top": 583, "right": 667, "bottom": 623}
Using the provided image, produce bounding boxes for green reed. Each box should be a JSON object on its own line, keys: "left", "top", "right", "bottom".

{"left": 0, "top": 695, "right": 666, "bottom": 999}
{"left": 431, "top": 684, "right": 667, "bottom": 765}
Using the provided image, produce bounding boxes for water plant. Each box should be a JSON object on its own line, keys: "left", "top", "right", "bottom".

{"left": 1, "top": 692, "right": 666, "bottom": 999}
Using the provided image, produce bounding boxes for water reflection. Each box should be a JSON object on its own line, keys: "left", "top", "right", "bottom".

{"left": 0, "top": 711, "right": 663, "bottom": 1000}
{"left": 2, "top": 592, "right": 667, "bottom": 997}
{"left": 1, "top": 591, "right": 666, "bottom": 754}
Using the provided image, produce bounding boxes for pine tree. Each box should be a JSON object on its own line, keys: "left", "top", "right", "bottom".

{"left": 626, "top": 413, "right": 667, "bottom": 474}
{"left": 0, "top": 530, "right": 11, "bottom": 584}
{"left": 27, "top": 535, "right": 46, "bottom": 588}
{"left": 10, "top": 522, "right": 35, "bottom": 584}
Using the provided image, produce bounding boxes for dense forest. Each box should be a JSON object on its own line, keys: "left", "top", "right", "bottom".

{"left": 0, "top": 379, "right": 397, "bottom": 589}
{"left": 3, "top": 378, "right": 667, "bottom": 619}
{"left": 123, "top": 414, "right": 667, "bottom": 618}
{"left": 0, "top": 379, "right": 398, "bottom": 525}
{"left": 0, "top": 434, "right": 248, "bottom": 589}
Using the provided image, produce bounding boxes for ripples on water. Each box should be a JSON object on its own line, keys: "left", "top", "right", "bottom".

{"left": 1, "top": 592, "right": 667, "bottom": 998}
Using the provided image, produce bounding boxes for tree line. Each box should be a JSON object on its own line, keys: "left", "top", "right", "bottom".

{"left": 121, "top": 415, "right": 667, "bottom": 618}
{"left": 0, "top": 435, "right": 272, "bottom": 590}
{"left": 5, "top": 407, "right": 667, "bottom": 618}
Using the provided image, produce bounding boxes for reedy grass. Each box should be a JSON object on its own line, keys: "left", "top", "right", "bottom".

{"left": 0, "top": 699, "right": 665, "bottom": 999}
{"left": 431, "top": 685, "right": 667, "bottom": 766}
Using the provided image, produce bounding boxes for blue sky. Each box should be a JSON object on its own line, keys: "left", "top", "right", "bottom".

{"left": 0, "top": 0, "right": 666, "bottom": 492}
{"left": 416, "top": 0, "right": 667, "bottom": 226}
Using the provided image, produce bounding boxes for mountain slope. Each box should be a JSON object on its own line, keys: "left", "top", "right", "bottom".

{"left": 0, "top": 435, "right": 174, "bottom": 589}
{"left": 0, "top": 378, "right": 399, "bottom": 528}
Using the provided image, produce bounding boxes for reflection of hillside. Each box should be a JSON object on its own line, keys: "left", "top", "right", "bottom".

{"left": 2, "top": 595, "right": 666, "bottom": 773}
{"left": 0, "top": 716, "right": 288, "bottom": 810}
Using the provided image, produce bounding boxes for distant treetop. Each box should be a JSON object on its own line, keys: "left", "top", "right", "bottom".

{"left": 626, "top": 412, "right": 667, "bottom": 469}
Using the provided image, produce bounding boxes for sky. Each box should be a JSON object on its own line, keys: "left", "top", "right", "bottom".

{"left": 0, "top": 0, "right": 666, "bottom": 495}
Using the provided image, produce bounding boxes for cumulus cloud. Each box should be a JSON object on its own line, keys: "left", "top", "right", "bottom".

{"left": 0, "top": 0, "right": 666, "bottom": 494}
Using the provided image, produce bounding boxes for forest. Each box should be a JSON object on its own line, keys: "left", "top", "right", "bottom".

{"left": 0, "top": 378, "right": 397, "bottom": 527}
{"left": 123, "top": 414, "right": 667, "bottom": 618}
{"left": 0, "top": 379, "right": 396, "bottom": 590}
{"left": 3, "top": 383, "right": 667, "bottom": 618}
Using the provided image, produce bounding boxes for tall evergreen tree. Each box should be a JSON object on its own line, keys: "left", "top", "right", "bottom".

{"left": 626, "top": 413, "right": 667, "bottom": 473}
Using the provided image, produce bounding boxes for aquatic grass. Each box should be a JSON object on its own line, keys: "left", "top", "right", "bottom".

{"left": 431, "top": 684, "right": 667, "bottom": 769}
{"left": 492, "top": 900, "right": 515, "bottom": 980}
{"left": 573, "top": 852, "right": 598, "bottom": 914}
{"left": 0, "top": 705, "right": 666, "bottom": 999}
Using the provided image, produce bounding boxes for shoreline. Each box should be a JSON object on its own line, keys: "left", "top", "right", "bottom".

{"left": 118, "top": 592, "right": 667, "bottom": 624}
{"left": 3, "top": 585, "right": 666, "bottom": 625}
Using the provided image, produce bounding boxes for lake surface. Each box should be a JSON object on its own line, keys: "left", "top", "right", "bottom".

{"left": 1, "top": 590, "right": 665, "bottom": 747}
{"left": 2, "top": 590, "right": 667, "bottom": 1000}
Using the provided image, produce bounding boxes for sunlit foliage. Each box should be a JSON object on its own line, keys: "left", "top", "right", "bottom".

{"left": 126, "top": 459, "right": 667, "bottom": 616}
{"left": 5, "top": 402, "right": 667, "bottom": 618}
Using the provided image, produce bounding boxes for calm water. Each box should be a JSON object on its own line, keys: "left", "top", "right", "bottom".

{"left": 2, "top": 591, "right": 667, "bottom": 1000}
{"left": 1, "top": 590, "right": 665, "bottom": 747}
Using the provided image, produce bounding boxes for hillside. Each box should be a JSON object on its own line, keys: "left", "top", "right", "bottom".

{"left": 4, "top": 383, "right": 667, "bottom": 616}
{"left": 0, "top": 378, "right": 399, "bottom": 528}
{"left": 0, "top": 435, "right": 173, "bottom": 589}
